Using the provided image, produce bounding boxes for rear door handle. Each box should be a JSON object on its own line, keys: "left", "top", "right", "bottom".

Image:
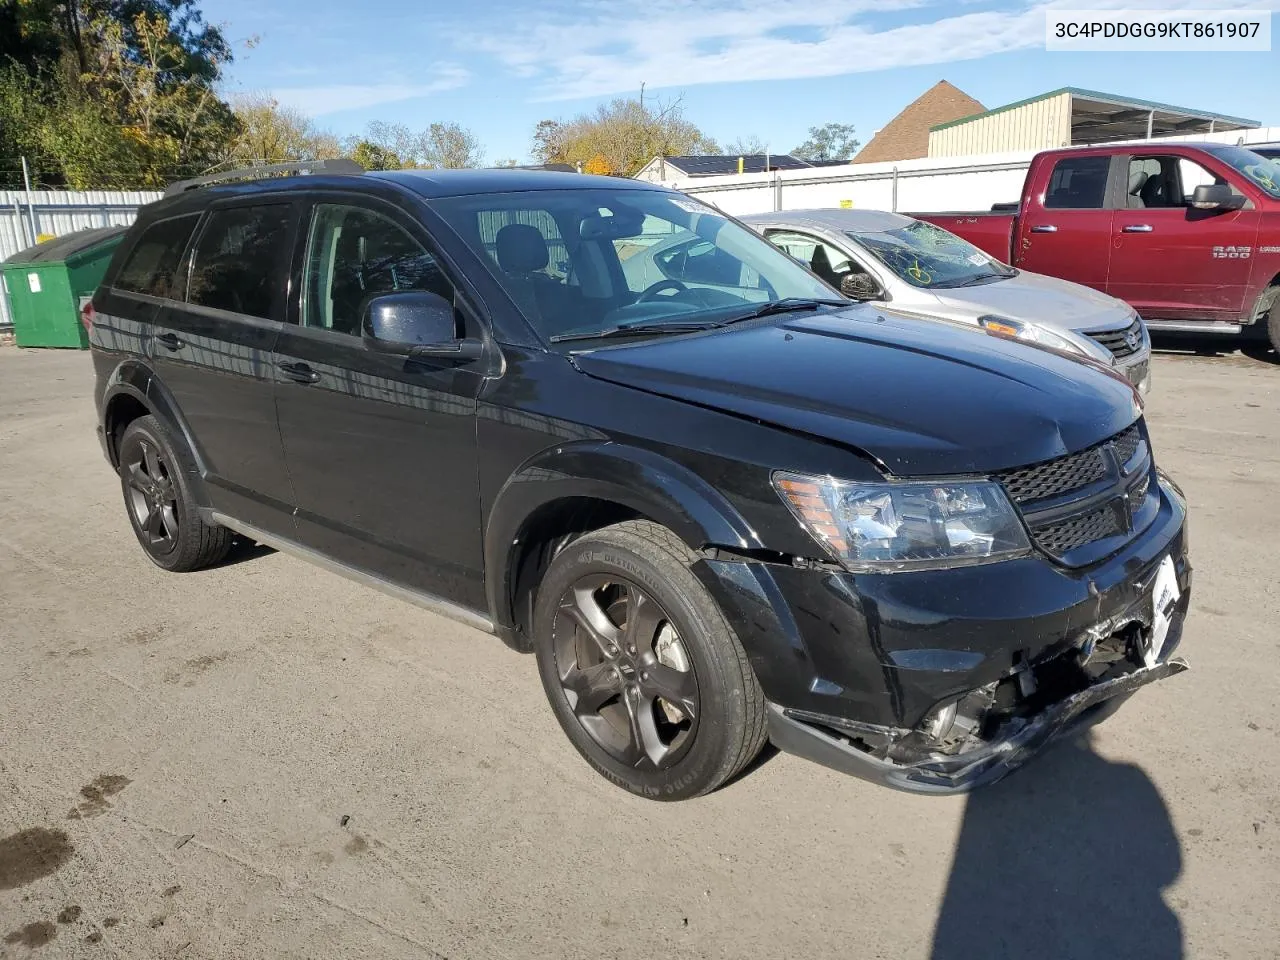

{"left": 1029, "top": 224, "right": 1057, "bottom": 233}
{"left": 276, "top": 360, "right": 320, "bottom": 384}
{"left": 1122, "top": 224, "right": 1154, "bottom": 233}
{"left": 154, "top": 332, "right": 184, "bottom": 351}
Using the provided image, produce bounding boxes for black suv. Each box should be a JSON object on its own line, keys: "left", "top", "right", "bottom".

{"left": 88, "top": 162, "right": 1191, "bottom": 799}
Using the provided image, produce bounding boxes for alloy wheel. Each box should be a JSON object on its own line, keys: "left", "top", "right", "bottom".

{"left": 553, "top": 574, "right": 699, "bottom": 770}
{"left": 123, "top": 437, "right": 179, "bottom": 553}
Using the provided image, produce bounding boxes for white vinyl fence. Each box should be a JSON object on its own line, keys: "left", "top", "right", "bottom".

{"left": 0, "top": 190, "right": 161, "bottom": 330}
{"left": 666, "top": 126, "right": 1280, "bottom": 217}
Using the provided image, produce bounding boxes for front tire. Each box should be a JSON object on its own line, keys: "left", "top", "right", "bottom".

{"left": 117, "top": 415, "right": 232, "bottom": 572}
{"left": 532, "top": 520, "right": 767, "bottom": 800}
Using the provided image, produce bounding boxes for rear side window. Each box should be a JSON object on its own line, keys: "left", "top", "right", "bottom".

{"left": 1044, "top": 156, "right": 1111, "bottom": 209}
{"left": 187, "top": 205, "right": 291, "bottom": 318}
{"left": 114, "top": 214, "right": 199, "bottom": 298}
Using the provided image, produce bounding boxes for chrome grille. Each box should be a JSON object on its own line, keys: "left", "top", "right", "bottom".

{"left": 1085, "top": 317, "right": 1145, "bottom": 360}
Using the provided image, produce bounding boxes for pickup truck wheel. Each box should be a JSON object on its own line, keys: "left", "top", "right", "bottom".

{"left": 532, "top": 520, "right": 767, "bottom": 800}
{"left": 117, "top": 416, "right": 232, "bottom": 572}
{"left": 1262, "top": 286, "right": 1280, "bottom": 356}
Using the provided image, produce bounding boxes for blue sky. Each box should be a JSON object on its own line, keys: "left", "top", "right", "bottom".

{"left": 203, "top": 0, "right": 1280, "bottom": 164}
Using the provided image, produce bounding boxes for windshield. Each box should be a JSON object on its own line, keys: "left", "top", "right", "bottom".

{"left": 430, "top": 188, "right": 841, "bottom": 345}
{"left": 850, "top": 220, "right": 1015, "bottom": 289}
{"left": 1209, "top": 145, "right": 1280, "bottom": 199}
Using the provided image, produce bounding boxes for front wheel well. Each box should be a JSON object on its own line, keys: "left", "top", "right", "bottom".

{"left": 506, "top": 498, "right": 652, "bottom": 652}
{"left": 103, "top": 393, "right": 151, "bottom": 466}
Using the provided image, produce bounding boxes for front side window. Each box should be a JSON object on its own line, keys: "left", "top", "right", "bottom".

{"left": 1044, "top": 156, "right": 1111, "bottom": 209}
{"left": 431, "top": 188, "right": 837, "bottom": 344}
{"left": 851, "top": 220, "right": 1014, "bottom": 290}
{"left": 301, "top": 204, "right": 453, "bottom": 335}
{"left": 114, "top": 214, "right": 200, "bottom": 298}
{"left": 1125, "top": 155, "right": 1231, "bottom": 208}
{"left": 187, "top": 205, "right": 291, "bottom": 318}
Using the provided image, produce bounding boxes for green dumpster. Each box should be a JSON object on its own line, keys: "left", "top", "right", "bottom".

{"left": 1, "top": 226, "right": 127, "bottom": 348}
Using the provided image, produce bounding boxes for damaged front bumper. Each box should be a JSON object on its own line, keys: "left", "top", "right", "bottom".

{"left": 767, "top": 655, "right": 1187, "bottom": 794}
{"left": 697, "top": 472, "right": 1192, "bottom": 795}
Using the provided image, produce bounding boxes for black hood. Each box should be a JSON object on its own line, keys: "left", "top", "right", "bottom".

{"left": 572, "top": 307, "right": 1142, "bottom": 476}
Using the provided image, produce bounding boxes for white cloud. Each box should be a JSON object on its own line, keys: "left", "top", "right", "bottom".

{"left": 462, "top": 0, "right": 1278, "bottom": 100}
{"left": 269, "top": 65, "right": 470, "bottom": 116}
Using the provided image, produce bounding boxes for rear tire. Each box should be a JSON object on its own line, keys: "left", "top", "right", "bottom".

{"left": 117, "top": 415, "right": 232, "bottom": 572}
{"left": 532, "top": 520, "right": 767, "bottom": 800}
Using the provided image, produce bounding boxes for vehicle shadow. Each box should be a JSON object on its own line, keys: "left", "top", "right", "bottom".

{"left": 216, "top": 536, "right": 276, "bottom": 568}
{"left": 930, "top": 731, "right": 1183, "bottom": 960}
{"left": 1150, "top": 332, "right": 1278, "bottom": 366}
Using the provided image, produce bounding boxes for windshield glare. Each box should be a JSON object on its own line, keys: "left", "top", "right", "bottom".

{"left": 431, "top": 188, "right": 840, "bottom": 344}
{"left": 851, "top": 220, "right": 1014, "bottom": 289}
{"left": 1211, "top": 145, "right": 1280, "bottom": 199}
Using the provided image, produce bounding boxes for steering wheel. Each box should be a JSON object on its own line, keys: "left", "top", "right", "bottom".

{"left": 637, "top": 278, "right": 689, "bottom": 302}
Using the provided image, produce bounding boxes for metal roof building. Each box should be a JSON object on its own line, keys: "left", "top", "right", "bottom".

{"left": 927, "top": 87, "right": 1259, "bottom": 158}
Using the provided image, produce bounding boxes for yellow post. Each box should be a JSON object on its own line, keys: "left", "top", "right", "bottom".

{"left": 738, "top": 156, "right": 744, "bottom": 175}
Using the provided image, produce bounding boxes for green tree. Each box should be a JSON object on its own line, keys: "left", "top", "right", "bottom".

{"left": 791, "top": 123, "right": 860, "bottom": 162}
{"left": 348, "top": 140, "right": 401, "bottom": 171}
{"left": 0, "top": 0, "right": 239, "bottom": 188}
{"left": 532, "top": 97, "right": 718, "bottom": 178}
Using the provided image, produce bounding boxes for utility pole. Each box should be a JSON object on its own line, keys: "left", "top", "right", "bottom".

{"left": 20, "top": 156, "right": 39, "bottom": 245}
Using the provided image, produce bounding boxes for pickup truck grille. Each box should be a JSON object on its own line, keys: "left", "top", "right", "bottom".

{"left": 997, "top": 423, "right": 1153, "bottom": 563}
{"left": 1085, "top": 317, "right": 1145, "bottom": 360}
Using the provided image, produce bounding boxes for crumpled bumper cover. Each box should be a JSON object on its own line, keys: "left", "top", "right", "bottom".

{"left": 767, "top": 657, "right": 1188, "bottom": 795}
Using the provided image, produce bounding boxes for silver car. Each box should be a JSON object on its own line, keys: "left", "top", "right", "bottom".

{"left": 740, "top": 209, "right": 1151, "bottom": 393}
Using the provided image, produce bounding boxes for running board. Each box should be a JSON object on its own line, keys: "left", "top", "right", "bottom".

{"left": 208, "top": 511, "right": 495, "bottom": 634}
{"left": 1145, "top": 320, "right": 1243, "bottom": 335}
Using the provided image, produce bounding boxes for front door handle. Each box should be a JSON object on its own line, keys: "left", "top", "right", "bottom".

{"left": 276, "top": 360, "right": 320, "bottom": 384}
{"left": 1029, "top": 224, "right": 1058, "bottom": 233}
{"left": 154, "top": 332, "right": 184, "bottom": 351}
{"left": 1122, "top": 224, "right": 1154, "bottom": 233}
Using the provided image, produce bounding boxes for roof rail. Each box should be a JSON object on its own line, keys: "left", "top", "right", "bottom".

{"left": 163, "top": 159, "right": 365, "bottom": 197}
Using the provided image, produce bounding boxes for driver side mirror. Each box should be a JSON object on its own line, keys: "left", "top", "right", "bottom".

{"left": 1191, "top": 183, "right": 1245, "bottom": 211}
{"left": 839, "top": 272, "right": 883, "bottom": 302}
{"left": 362, "top": 291, "right": 483, "bottom": 361}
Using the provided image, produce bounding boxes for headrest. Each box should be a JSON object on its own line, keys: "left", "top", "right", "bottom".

{"left": 496, "top": 224, "right": 549, "bottom": 273}
{"left": 1128, "top": 170, "right": 1150, "bottom": 194}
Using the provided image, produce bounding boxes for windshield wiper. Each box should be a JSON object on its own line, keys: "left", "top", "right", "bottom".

{"left": 549, "top": 320, "right": 725, "bottom": 344}
{"left": 726, "top": 297, "right": 850, "bottom": 323}
{"left": 936, "top": 273, "right": 1007, "bottom": 289}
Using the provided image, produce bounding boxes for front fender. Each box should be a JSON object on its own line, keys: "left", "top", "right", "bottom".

{"left": 483, "top": 440, "right": 765, "bottom": 631}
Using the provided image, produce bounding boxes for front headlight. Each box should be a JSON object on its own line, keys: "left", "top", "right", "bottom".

{"left": 978, "top": 315, "right": 1113, "bottom": 365}
{"left": 773, "top": 472, "right": 1032, "bottom": 573}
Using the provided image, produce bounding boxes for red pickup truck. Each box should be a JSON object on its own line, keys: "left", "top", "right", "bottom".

{"left": 915, "top": 143, "right": 1280, "bottom": 353}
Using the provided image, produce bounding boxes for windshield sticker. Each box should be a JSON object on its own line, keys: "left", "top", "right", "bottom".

{"left": 967, "top": 253, "right": 987, "bottom": 266}
{"left": 667, "top": 195, "right": 711, "bottom": 214}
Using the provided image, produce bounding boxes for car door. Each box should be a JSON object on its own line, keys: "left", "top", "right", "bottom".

{"left": 271, "top": 195, "right": 487, "bottom": 609}
{"left": 1016, "top": 153, "right": 1118, "bottom": 292}
{"left": 151, "top": 199, "right": 298, "bottom": 534}
{"left": 1106, "top": 153, "right": 1260, "bottom": 321}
